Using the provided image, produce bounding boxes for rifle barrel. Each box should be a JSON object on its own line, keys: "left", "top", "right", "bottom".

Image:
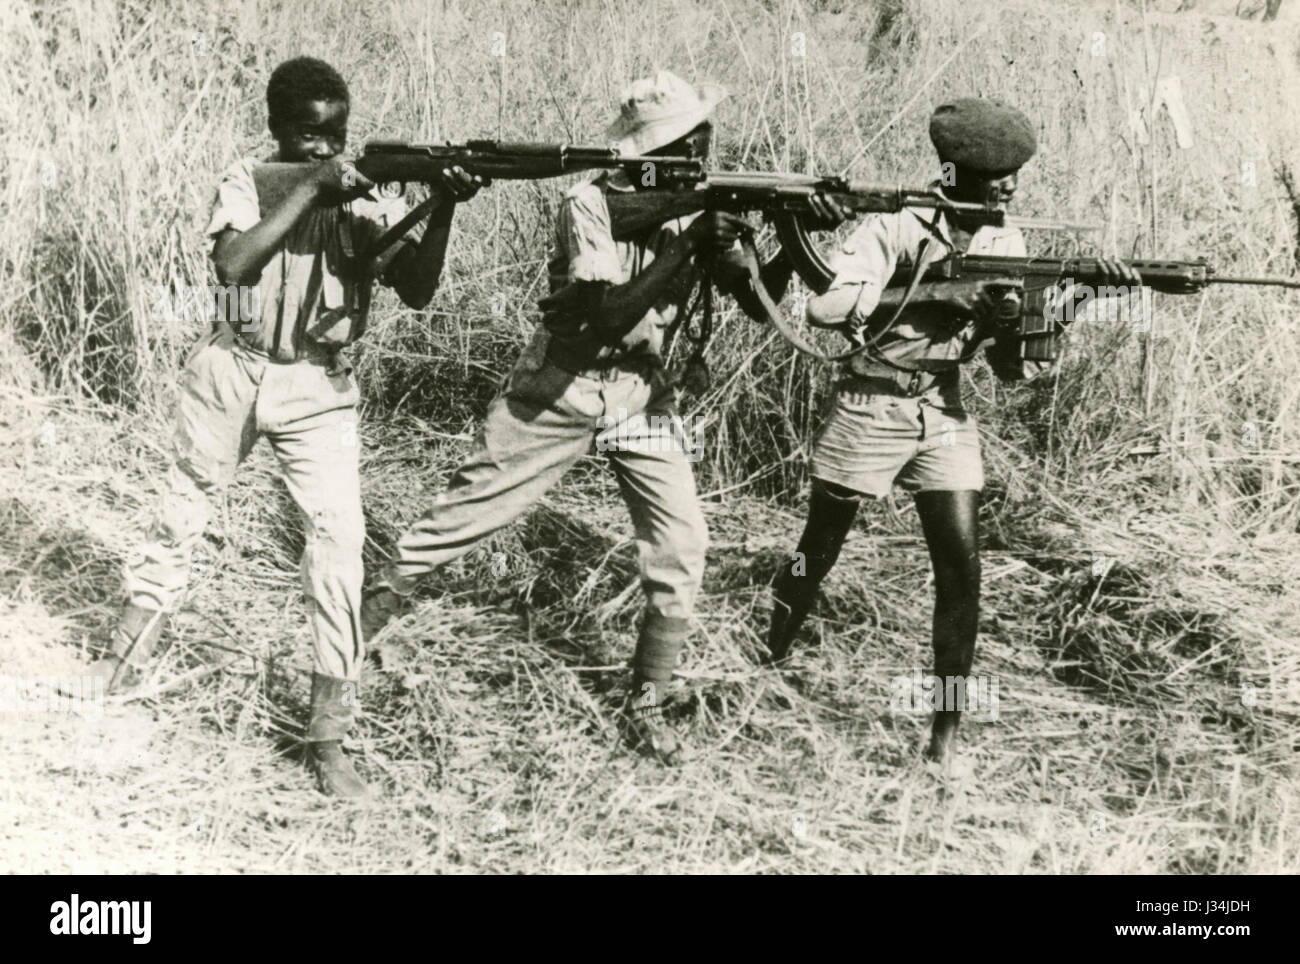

{"left": 362, "top": 140, "right": 703, "bottom": 178}
{"left": 1212, "top": 275, "right": 1300, "bottom": 289}
{"left": 1005, "top": 215, "right": 1103, "bottom": 232}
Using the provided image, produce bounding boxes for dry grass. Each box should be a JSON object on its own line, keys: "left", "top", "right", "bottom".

{"left": 2, "top": 0, "right": 1298, "bottom": 873}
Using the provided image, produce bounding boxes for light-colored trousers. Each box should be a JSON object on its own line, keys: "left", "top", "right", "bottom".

{"left": 124, "top": 328, "right": 365, "bottom": 680}
{"left": 378, "top": 357, "right": 708, "bottom": 621}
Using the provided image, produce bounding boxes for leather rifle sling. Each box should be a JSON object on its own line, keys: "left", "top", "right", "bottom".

{"left": 737, "top": 234, "right": 852, "bottom": 362}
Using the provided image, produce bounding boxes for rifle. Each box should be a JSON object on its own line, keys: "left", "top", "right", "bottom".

{"left": 601, "top": 175, "right": 1299, "bottom": 361}
{"left": 252, "top": 138, "right": 705, "bottom": 256}
{"left": 596, "top": 171, "right": 1090, "bottom": 361}
{"left": 832, "top": 253, "right": 1300, "bottom": 363}
{"left": 604, "top": 170, "right": 1077, "bottom": 260}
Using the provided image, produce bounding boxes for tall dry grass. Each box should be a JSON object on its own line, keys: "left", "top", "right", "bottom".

{"left": 1, "top": 0, "right": 1298, "bottom": 873}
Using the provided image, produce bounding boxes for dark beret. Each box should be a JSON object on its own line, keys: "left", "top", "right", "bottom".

{"left": 929, "top": 98, "right": 1037, "bottom": 176}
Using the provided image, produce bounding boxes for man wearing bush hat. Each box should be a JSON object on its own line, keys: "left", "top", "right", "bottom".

{"left": 763, "top": 97, "right": 1142, "bottom": 769}
{"left": 605, "top": 71, "right": 728, "bottom": 155}
{"left": 361, "top": 71, "right": 751, "bottom": 766}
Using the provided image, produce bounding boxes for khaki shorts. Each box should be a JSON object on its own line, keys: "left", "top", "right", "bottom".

{"left": 809, "top": 378, "right": 983, "bottom": 498}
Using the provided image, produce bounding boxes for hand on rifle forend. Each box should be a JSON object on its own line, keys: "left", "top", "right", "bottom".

{"left": 436, "top": 165, "right": 488, "bottom": 203}
{"left": 1094, "top": 257, "right": 1143, "bottom": 288}
{"left": 804, "top": 192, "right": 854, "bottom": 232}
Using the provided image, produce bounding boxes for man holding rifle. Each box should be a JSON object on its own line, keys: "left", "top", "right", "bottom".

{"left": 763, "top": 99, "right": 1142, "bottom": 768}
{"left": 362, "top": 71, "right": 839, "bottom": 766}
{"left": 85, "top": 57, "right": 480, "bottom": 799}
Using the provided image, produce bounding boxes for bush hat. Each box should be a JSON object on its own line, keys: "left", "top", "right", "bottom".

{"left": 605, "top": 70, "right": 728, "bottom": 155}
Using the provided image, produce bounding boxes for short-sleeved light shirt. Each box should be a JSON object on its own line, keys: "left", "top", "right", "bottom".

{"left": 205, "top": 156, "right": 424, "bottom": 361}
{"left": 825, "top": 199, "right": 1050, "bottom": 381}
{"left": 529, "top": 171, "right": 697, "bottom": 371}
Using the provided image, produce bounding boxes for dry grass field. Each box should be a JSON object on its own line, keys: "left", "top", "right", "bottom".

{"left": 1, "top": 0, "right": 1298, "bottom": 873}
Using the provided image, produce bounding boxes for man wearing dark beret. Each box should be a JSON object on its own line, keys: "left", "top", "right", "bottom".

{"left": 762, "top": 98, "right": 1141, "bottom": 770}
{"left": 929, "top": 97, "right": 1038, "bottom": 177}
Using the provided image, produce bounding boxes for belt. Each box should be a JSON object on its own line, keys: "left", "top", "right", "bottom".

{"left": 848, "top": 361, "right": 958, "bottom": 397}
{"left": 226, "top": 324, "right": 350, "bottom": 374}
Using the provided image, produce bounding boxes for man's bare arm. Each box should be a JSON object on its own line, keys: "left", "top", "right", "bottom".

{"left": 383, "top": 202, "right": 456, "bottom": 310}
{"left": 212, "top": 158, "right": 367, "bottom": 285}
{"left": 384, "top": 167, "right": 484, "bottom": 310}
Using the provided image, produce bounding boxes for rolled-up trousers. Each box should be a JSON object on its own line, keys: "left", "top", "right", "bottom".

{"left": 123, "top": 327, "right": 366, "bottom": 680}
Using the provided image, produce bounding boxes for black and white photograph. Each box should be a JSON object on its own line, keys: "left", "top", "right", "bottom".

{"left": 0, "top": 0, "right": 1295, "bottom": 894}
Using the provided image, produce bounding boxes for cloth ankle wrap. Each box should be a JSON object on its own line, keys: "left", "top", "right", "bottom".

{"left": 632, "top": 614, "right": 690, "bottom": 703}
{"left": 307, "top": 672, "right": 357, "bottom": 743}
{"left": 111, "top": 604, "right": 167, "bottom": 668}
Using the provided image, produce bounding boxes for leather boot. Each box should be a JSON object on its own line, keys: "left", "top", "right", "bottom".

{"left": 306, "top": 672, "right": 370, "bottom": 799}
{"left": 85, "top": 603, "right": 168, "bottom": 695}
{"left": 621, "top": 613, "right": 691, "bottom": 766}
{"left": 360, "top": 585, "right": 407, "bottom": 642}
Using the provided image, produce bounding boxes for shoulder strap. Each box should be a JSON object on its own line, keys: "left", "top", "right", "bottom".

{"left": 733, "top": 236, "right": 861, "bottom": 362}
{"left": 366, "top": 194, "right": 446, "bottom": 267}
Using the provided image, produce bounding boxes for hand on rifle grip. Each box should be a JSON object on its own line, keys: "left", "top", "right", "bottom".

{"left": 312, "top": 157, "right": 376, "bottom": 202}
{"left": 938, "top": 277, "right": 1024, "bottom": 325}
{"left": 686, "top": 210, "right": 750, "bottom": 256}
{"left": 979, "top": 278, "right": 1024, "bottom": 326}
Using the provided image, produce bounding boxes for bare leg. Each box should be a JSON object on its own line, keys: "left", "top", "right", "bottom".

{"left": 765, "top": 479, "right": 863, "bottom": 663}
{"left": 914, "top": 489, "right": 981, "bottom": 762}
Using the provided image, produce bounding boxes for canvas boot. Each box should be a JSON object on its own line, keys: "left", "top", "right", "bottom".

{"left": 85, "top": 602, "right": 168, "bottom": 695}
{"left": 621, "top": 613, "right": 691, "bottom": 766}
{"left": 305, "top": 672, "right": 370, "bottom": 799}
